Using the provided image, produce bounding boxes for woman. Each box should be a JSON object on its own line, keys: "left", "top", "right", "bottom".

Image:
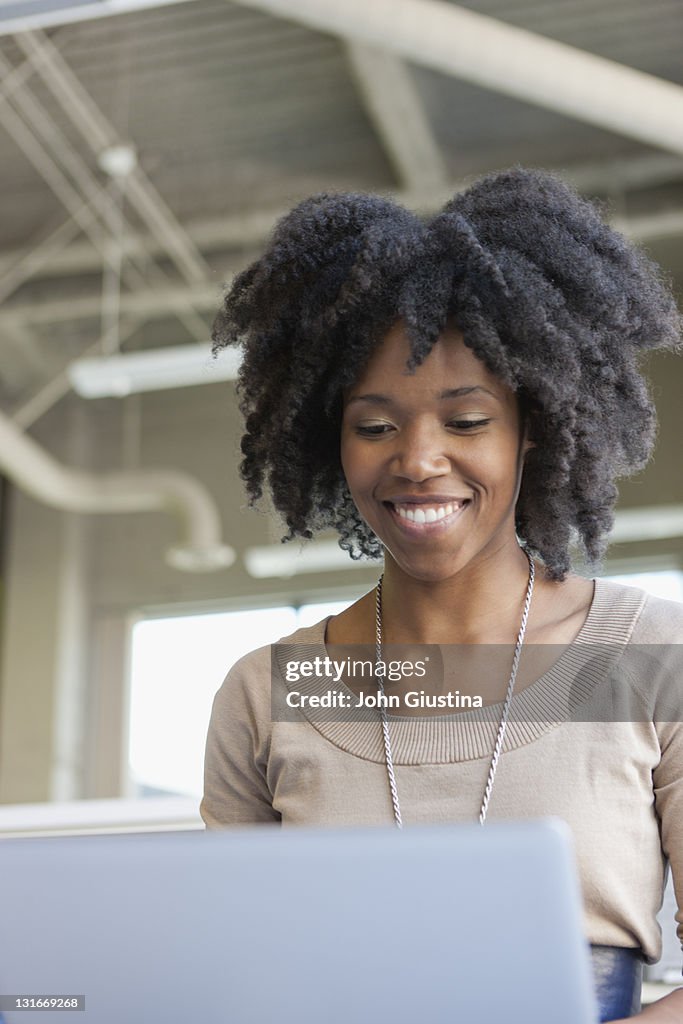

{"left": 202, "top": 167, "right": 683, "bottom": 1022}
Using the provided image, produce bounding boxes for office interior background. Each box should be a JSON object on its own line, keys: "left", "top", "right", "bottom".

{"left": 0, "top": 0, "right": 682, "bottom": 983}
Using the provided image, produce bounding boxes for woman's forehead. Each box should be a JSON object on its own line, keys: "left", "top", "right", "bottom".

{"left": 348, "top": 320, "right": 511, "bottom": 402}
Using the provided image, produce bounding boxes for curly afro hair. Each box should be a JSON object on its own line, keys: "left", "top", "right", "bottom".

{"left": 212, "top": 166, "right": 682, "bottom": 581}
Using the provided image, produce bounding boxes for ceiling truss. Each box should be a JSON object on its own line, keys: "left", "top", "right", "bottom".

{"left": 345, "top": 42, "right": 448, "bottom": 194}
{"left": 230, "top": 0, "right": 683, "bottom": 156}
{"left": 0, "top": 0, "right": 682, "bottom": 426}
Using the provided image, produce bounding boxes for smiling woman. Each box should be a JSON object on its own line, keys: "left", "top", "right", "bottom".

{"left": 339, "top": 320, "right": 532, "bottom": 591}
{"left": 204, "top": 167, "right": 683, "bottom": 1022}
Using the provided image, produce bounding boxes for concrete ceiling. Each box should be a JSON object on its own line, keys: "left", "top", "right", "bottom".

{"left": 1, "top": 0, "right": 682, "bottom": 427}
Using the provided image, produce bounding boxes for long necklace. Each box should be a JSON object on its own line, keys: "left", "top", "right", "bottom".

{"left": 374, "top": 549, "right": 535, "bottom": 829}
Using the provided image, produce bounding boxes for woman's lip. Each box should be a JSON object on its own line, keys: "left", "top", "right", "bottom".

{"left": 384, "top": 500, "right": 470, "bottom": 535}
{"left": 383, "top": 496, "right": 471, "bottom": 505}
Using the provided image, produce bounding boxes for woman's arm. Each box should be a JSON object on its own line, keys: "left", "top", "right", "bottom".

{"left": 611, "top": 987, "right": 683, "bottom": 1023}
{"left": 200, "top": 646, "right": 280, "bottom": 827}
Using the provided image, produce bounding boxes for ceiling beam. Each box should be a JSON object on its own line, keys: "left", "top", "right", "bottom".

{"left": 345, "top": 42, "right": 448, "bottom": 193}
{"left": 229, "top": 0, "right": 683, "bottom": 157}
{"left": 0, "top": 213, "right": 88, "bottom": 306}
{"left": 0, "top": 0, "right": 193, "bottom": 35}
{"left": 14, "top": 30, "right": 212, "bottom": 286}
{"left": 611, "top": 208, "right": 683, "bottom": 245}
{"left": 0, "top": 46, "right": 214, "bottom": 343}
{"left": 4, "top": 176, "right": 683, "bottom": 330}
{"left": 0, "top": 94, "right": 122, "bottom": 280}
{"left": 0, "top": 50, "right": 146, "bottom": 280}
{"left": 11, "top": 319, "right": 141, "bottom": 429}
{"left": 2, "top": 185, "right": 683, "bottom": 291}
{"left": 0, "top": 50, "right": 36, "bottom": 101}
{"left": 564, "top": 154, "right": 683, "bottom": 194}
{"left": 0, "top": 321, "right": 47, "bottom": 390}
{"left": 0, "top": 282, "right": 221, "bottom": 327}
{"left": 0, "top": 86, "right": 205, "bottom": 336}
{"left": 0, "top": 208, "right": 290, "bottom": 280}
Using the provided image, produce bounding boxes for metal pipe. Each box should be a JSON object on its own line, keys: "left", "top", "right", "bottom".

{"left": 0, "top": 410, "right": 235, "bottom": 572}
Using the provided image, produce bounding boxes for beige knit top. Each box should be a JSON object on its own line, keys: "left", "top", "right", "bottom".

{"left": 201, "top": 578, "right": 683, "bottom": 964}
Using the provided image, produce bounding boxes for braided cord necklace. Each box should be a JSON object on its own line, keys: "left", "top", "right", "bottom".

{"left": 373, "top": 549, "right": 535, "bottom": 829}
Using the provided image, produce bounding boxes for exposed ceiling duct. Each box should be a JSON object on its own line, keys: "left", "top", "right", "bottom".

{"left": 0, "top": 409, "right": 235, "bottom": 571}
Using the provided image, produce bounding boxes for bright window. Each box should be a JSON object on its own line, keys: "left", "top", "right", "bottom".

{"left": 602, "top": 569, "right": 683, "bottom": 602}
{"left": 128, "top": 599, "right": 352, "bottom": 798}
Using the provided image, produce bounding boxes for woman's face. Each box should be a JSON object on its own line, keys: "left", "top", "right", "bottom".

{"left": 340, "top": 320, "right": 532, "bottom": 583}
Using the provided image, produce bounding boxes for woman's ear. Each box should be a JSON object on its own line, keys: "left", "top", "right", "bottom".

{"left": 520, "top": 419, "right": 537, "bottom": 461}
{"left": 517, "top": 393, "right": 537, "bottom": 458}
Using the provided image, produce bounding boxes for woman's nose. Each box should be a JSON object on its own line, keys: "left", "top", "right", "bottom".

{"left": 389, "top": 422, "right": 450, "bottom": 481}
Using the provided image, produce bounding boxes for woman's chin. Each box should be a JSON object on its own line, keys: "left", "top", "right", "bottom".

{"left": 383, "top": 551, "right": 471, "bottom": 584}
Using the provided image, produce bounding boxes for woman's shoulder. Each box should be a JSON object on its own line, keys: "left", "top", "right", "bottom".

{"left": 277, "top": 617, "right": 330, "bottom": 645}
{"left": 594, "top": 576, "right": 683, "bottom": 643}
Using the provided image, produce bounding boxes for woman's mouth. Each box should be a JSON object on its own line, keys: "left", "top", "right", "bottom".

{"left": 384, "top": 499, "right": 470, "bottom": 534}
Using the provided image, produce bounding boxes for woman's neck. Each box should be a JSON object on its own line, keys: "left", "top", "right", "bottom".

{"left": 380, "top": 547, "right": 536, "bottom": 645}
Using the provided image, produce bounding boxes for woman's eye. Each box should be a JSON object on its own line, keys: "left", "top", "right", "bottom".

{"left": 449, "top": 419, "right": 491, "bottom": 430}
{"left": 355, "top": 419, "right": 491, "bottom": 436}
{"left": 356, "top": 424, "right": 392, "bottom": 436}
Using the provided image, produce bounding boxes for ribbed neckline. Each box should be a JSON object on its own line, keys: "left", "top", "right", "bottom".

{"left": 272, "top": 578, "right": 647, "bottom": 765}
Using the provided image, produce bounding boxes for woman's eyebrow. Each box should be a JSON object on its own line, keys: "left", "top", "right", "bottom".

{"left": 345, "top": 393, "right": 391, "bottom": 407}
{"left": 440, "top": 386, "right": 501, "bottom": 401}
{"left": 346, "top": 385, "right": 501, "bottom": 407}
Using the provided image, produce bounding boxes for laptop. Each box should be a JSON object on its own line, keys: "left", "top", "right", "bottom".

{"left": 0, "top": 818, "right": 598, "bottom": 1023}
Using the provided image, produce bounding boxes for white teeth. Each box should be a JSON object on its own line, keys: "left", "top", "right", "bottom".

{"left": 395, "top": 501, "right": 461, "bottom": 523}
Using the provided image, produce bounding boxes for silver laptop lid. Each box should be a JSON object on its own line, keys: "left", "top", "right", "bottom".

{"left": 0, "top": 818, "right": 597, "bottom": 1024}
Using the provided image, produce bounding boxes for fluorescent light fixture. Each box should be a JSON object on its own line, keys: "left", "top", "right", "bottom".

{"left": 69, "top": 343, "right": 241, "bottom": 398}
{"left": 610, "top": 504, "right": 683, "bottom": 543}
{"left": 243, "top": 504, "right": 683, "bottom": 578}
{"left": 244, "top": 540, "right": 379, "bottom": 579}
